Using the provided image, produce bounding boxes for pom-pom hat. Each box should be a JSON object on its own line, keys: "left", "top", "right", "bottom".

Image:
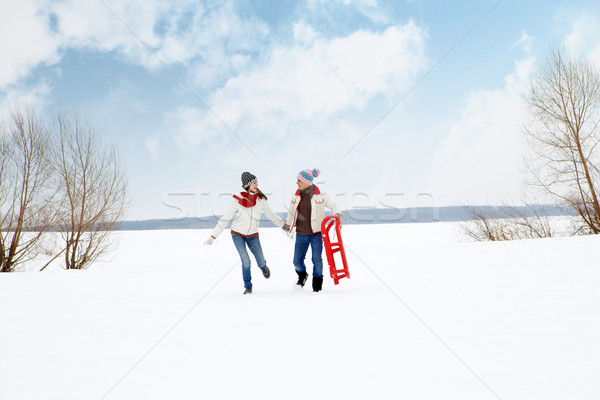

{"left": 297, "top": 168, "right": 320, "bottom": 186}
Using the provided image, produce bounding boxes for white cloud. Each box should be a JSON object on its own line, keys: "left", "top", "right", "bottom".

{"left": 306, "top": 0, "right": 389, "bottom": 25}
{"left": 145, "top": 134, "right": 162, "bottom": 159}
{"left": 430, "top": 51, "right": 535, "bottom": 205}
{"left": 154, "top": 1, "right": 270, "bottom": 86}
{"left": 293, "top": 22, "right": 318, "bottom": 45}
{"left": 0, "top": 0, "right": 60, "bottom": 88}
{"left": 511, "top": 31, "right": 533, "bottom": 54}
{"left": 0, "top": 0, "right": 169, "bottom": 89}
{"left": 51, "top": 0, "right": 166, "bottom": 61}
{"left": 308, "top": 0, "right": 379, "bottom": 9}
{"left": 173, "top": 21, "right": 427, "bottom": 153}
{"left": 164, "top": 106, "right": 225, "bottom": 153}
{"left": 428, "top": 11, "right": 600, "bottom": 206}
{"left": 49, "top": 0, "right": 267, "bottom": 73}
{"left": 564, "top": 13, "right": 600, "bottom": 65}
{"left": 0, "top": 0, "right": 268, "bottom": 90}
{"left": 0, "top": 82, "right": 53, "bottom": 120}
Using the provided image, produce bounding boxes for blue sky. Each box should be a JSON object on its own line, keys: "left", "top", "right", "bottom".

{"left": 2, "top": 0, "right": 600, "bottom": 220}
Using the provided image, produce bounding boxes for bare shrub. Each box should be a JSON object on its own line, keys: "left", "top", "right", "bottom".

{"left": 460, "top": 204, "right": 555, "bottom": 242}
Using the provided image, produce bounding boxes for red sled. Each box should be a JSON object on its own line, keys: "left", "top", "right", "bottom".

{"left": 321, "top": 215, "right": 350, "bottom": 285}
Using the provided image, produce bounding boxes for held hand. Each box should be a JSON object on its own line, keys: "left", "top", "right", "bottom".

{"left": 204, "top": 237, "right": 215, "bottom": 246}
{"left": 282, "top": 225, "right": 294, "bottom": 239}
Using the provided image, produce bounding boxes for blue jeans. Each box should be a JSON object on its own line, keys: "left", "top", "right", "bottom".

{"left": 293, "top": 233, "right": 324, "bottom": 278}
{"left": 232, "top": 234, "right": 267, "bottom": 288}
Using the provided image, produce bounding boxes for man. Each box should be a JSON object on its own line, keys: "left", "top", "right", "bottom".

{"left": 283, "top": 168, "right": 342, "bottom": 292}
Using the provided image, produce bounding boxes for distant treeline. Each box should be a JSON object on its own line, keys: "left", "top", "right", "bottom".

{"left": 116, "top": 205, "right": 576, "bottom": 231}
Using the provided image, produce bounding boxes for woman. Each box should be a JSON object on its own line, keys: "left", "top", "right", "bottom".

{"left": 204, "top": 172, "right": 284, "bottom": 294}
{"left": 283, "top": 168, "right": 342, "bottom": 292}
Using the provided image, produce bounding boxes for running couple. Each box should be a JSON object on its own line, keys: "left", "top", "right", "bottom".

{"left": 204, "top": 169, "right": 342, "bottom": 294}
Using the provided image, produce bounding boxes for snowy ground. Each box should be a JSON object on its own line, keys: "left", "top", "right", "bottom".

{"left": 1, "top": 222, "right": 599, "bottom": 399}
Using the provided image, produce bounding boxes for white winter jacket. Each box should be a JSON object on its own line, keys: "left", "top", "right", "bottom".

{"left": 284, "top": 185, "right": 341, "bottom": 234}
{"left": 211, "top": 194, "right": 284, "bottom": 239}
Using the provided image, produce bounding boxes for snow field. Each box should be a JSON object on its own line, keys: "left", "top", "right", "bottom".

{"left": 1, "top": 222, "right": 599, "bottom": 399}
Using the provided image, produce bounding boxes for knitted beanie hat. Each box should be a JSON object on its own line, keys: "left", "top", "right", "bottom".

{"left": 241, "top": 171, "right": 257, "bottom": 189}
{"left": 297, "top": 168, "right": 320, "bottom": 186}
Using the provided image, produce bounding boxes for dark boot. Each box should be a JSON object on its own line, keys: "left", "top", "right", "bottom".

{"left": 312, "top": 277, "right": 323, "bottom": 292}
{"left": 296, "top": 270, "right": 308, "bottom": 287}
{"left": 262, "top": 265, "right": 270, "bottom": 279}
{"left": 243, "top": 287, "right": 252, "bottom": 294}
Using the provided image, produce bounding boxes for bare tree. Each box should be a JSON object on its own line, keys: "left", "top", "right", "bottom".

{"left": 0, "top": 105, "right": 59, "bottom": 272}
{"left": 54, "top": 113, "right": 128, "bottom": 270}
{"left": 523, "top": 47, "right": 600, "bottom": 234}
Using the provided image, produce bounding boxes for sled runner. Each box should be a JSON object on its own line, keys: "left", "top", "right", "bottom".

{"left": 321, "top": 215, "right": 350, "bottom": 285}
